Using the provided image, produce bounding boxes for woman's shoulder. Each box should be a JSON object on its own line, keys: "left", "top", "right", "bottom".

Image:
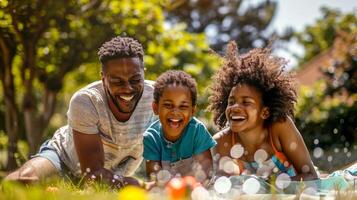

{"left": 269, "top": 116, "right": 298, "bottom": 151}
{"left": 213, "top": 128, "right": 231, "bottom": 142}
{"left": 270, "top": 116, "right": 296, "bottom": 136}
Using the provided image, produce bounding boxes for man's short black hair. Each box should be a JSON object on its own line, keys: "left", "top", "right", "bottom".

{"left": 154, "top": 70, "right": 197, "bottom": 106}
{"left": 98, "top": 36, "right": 144, "bottom": 70}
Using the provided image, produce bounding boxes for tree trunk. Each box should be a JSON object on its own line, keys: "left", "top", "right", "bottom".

{"left": 0, "top": 34, "right": 19, "bottom": 170}
{"left": 22, "top": 42, "right": 42, "bottom": 156}
{"left": 4, "top": 94, "right": 19, "bottom": 170}
{"left": 22, "top": 42, "right": 59, "bottom": 155}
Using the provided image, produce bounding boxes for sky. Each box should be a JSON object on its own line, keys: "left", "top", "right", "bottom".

{"left": 245, "top": 0, "right": 357, "bottom": 68}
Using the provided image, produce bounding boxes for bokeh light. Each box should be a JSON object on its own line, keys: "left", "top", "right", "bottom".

{"left": 157, "top": 170, "right": 171, "bottom": 186}
{"left": 230, "top": 144, "right": 244, "bottom": 159}
{"left": 313, "top": 147, "right": 324, "bottom": 158}
{"left": 242, "top": 177, "right": 260, "bottom": 194}
{"left": 254, "top": 149, "right": 268, "bottom": 163}
{"left": 214, "top": 176, "right": 232, "bottom": 194}
{"left": 191, "top": 186, "right": 210, "bottom": 200}
{"left": 275, "top": 173, "right": 291, "bottom": 189}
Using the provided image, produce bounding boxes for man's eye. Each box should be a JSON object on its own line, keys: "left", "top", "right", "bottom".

{"left": 110, "top": 81, "right": 124, "bottom": 85}
{"left": 130, "top": 79, "right": 141, "bottom": 84}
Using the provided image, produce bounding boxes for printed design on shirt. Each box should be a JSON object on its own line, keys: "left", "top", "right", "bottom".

{"left": 102, "top": 139, "right": 119, "bottom": 150}
{"left": 98, "top": 130, "right": 115, "bottom": 143}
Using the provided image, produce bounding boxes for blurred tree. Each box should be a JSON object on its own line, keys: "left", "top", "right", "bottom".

{"left": 295, "top": 7, "right": 357, "bottom": 66}
{"left": 322, "top": 31, "right": 357, "bottom": 96}
{"left": 294, "top": 9, "right": 357, "bottom": 170}
{"left": 0, "top": 0, "right": 219, "bottom": 169}
{"left": 0, "top": 0, "right": 113, "bottom": 169}
{"left": 164, "top": 0, "right": 291, "bottom": 52}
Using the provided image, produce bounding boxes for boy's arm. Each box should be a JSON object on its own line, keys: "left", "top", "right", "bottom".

{"left": 192, "top": 149, "right": 214, "bottom": 180}
{"left": 273, "top": 117, "right": 318, "bottom": 181}
{"left": 212, "top": 129, "right": 241, "bottom": 177}
{"left": 145, "top": 160, "right": 162, "bottom": 181}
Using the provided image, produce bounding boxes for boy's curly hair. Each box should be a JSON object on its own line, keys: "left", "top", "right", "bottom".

{"left": 208, "top": 41, "right": 297, "bottom": 129}
{"left": 154, "top": 70, "right": 197, "bottom": 106}
{"left": 98, "top": 36, "right": 144, "bottom": 69}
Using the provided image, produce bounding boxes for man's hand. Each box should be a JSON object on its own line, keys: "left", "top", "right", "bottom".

{"left": 86, "top": 168, "right": 140, "bottom": 189}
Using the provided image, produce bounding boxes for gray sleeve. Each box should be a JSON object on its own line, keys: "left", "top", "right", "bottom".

{"left": 67, "top": 91, "right": 99, "bottom": 134}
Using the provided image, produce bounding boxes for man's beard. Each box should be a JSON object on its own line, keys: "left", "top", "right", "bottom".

{"left": 106, "top": 88, "right": 133, "bottom": 114}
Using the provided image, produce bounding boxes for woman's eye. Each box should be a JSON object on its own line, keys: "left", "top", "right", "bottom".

{"left": 243, "top": 101, "right": 252, "bottom": 105}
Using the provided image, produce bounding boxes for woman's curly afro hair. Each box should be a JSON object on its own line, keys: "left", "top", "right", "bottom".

{"left": 208, "top": 41, "right": 297, "bottom": 129}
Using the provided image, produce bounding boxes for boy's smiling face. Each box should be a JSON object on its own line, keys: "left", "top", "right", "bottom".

{"left": 226, "top": 84, "right": 269, "bottom": 133}
{"left": 153, "top": 85, "right": 196, "bottom": 142}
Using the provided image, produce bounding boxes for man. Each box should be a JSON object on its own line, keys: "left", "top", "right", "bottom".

{"left": 5, "top": 36, "right": 156, "bottom": 187}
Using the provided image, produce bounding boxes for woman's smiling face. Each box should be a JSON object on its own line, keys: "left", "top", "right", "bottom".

{"left": 226, "top": 84, "right": 269, "bottom": 134}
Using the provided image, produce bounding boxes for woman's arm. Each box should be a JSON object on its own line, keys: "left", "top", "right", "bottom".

{"left": 272, "top": 117, "right": 318, "bottom": 181}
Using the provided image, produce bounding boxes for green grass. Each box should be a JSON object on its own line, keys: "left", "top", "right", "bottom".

{"left": 1, "top": 178, "right": 356, "bottom": 200}
{"left": 0, "top": 179, "right": 120, "bottom": 200}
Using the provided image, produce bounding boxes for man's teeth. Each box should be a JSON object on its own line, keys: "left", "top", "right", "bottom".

{"left": 120, "top": 95, "right": 134, "bottom": 101}
{"left": 232, "top": 116, "right": 245, "bottom": 120}
{"left": 170, "top": 119, "right": 181, "bottom": 122}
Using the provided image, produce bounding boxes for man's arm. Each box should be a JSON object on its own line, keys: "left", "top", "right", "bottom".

{"left": 73, "top": 130, "right": 140, "bottom": 187}
{"left": 72, "top": 130, "right": 104, "bottom": 174}
{"left": 73, "top": 130, "right": 123, "bottom": 187}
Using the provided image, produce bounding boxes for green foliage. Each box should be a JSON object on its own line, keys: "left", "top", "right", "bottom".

{"left": 295, "top": 84, "right": 357, "bottom": 170}
{"left": 293, "top": 7, "right": 357, "bottom": 170}
{"left": 55, "top": 2, "right": 220, "bottom": 135}
{"left": 165, "top": 0, "right": 289, "bottom": 51}
{"left": 295, "top": 7, "right": 357, "bottom": 65}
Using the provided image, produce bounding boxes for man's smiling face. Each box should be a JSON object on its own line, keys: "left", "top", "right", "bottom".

{"left": 102, "top": 57, "right": 144, "bottom": 114}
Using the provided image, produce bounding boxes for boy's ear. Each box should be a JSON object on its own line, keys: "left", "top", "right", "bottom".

{"left": 261, "top": 107, "right": 270, "bottom": 119}
{"left": 101, "top": 71, "right": 105, "bottom": 82}
{"left": 192, "top": 105, "right": 197, "bottom": 115}
{"left": 152, "top": 102, "right": 159, "bottom": 115}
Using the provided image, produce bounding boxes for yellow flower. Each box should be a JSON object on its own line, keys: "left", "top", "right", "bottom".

{"left": 118, "top": 186, "right": 148, "bottom": 200}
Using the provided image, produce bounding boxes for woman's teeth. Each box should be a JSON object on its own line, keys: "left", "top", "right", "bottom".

{"left": 232, "top": 116, "right": 245, "bottom": 120}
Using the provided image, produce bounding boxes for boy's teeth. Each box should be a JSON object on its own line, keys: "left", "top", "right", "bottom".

{"left": 120, "top": 95, "right": 134, "bottom": 101}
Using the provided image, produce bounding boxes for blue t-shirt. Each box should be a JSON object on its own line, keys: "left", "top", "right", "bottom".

{"left": 143, "top": 117, "right": 217, "bottom": 163}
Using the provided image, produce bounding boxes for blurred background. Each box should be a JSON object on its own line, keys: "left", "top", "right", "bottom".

{"left": 0, "top": 0, "right": 356, "bottom": 175}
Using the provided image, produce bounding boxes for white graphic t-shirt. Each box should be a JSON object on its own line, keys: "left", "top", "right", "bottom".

{"left": 48, "top": 80, "right": 156, "bottom": 177}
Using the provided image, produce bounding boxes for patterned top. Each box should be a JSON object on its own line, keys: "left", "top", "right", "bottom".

{"left": 231, "top": 128, "right": 296, "bottom": 179}
{"left": 48, "top": 80, "right": 156, "bottom": 177}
